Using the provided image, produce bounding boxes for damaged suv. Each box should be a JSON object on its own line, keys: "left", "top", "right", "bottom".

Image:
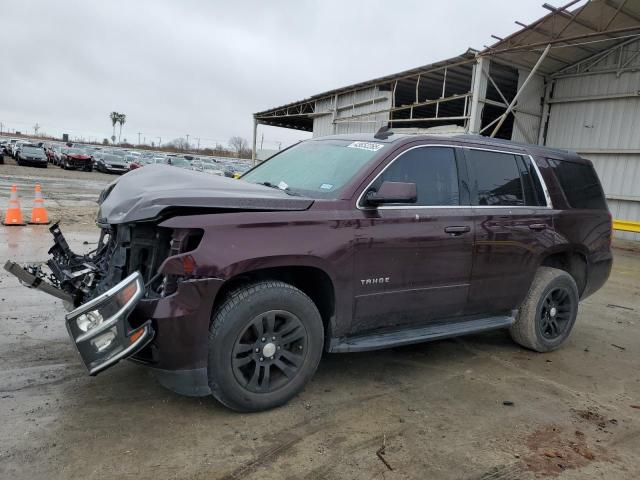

{"left": 6, "top": 132, "right": 612, "bottom": 411}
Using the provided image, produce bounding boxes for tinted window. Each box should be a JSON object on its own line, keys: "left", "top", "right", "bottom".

{"left": 549, "top": 159, "right": 607, "bottom": 210}
{"left": 516, "top": 155, "right": 546, "bottom": 206}
{"left": 370, "top": 147, "right": 459, "bottom": 206}
{"left": 467, "top": 150, "right": 524, "bottom": 206}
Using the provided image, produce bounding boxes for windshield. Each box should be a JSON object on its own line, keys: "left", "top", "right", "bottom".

{"left": 68, "top": 148, "right": 86, "bottom": 155}
{"left": 23, "top": 146, "right": 43, "bottom": 154}
{"left": 242, "top": 139, "right": 386, "bottom": 197}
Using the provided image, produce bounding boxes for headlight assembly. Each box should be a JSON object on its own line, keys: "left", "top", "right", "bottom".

{"left": 65, "top": 272, "right": 154, "bottom": 375}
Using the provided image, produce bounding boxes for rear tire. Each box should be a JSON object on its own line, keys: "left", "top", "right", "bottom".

{"left": 509, "top": 267, "right": 579, "bottom": 352}
{"left": 208, "top": 280, "right": 324, "bottom": 412}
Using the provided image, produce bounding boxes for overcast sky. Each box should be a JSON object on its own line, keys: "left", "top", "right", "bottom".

{"left": 1, "top": 0, "right": 548, "bottom": 150}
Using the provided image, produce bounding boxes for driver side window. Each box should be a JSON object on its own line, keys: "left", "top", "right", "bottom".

{"left": 370, "top": 146, "right": 460, "bottom": 206}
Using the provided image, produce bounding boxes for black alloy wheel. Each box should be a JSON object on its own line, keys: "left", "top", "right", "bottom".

{"left": 539, "top": 287, "right": 575, "bottom": 340}
{"left": 232, "top": 309, "right": 308, "bottom": 393}
{"left": 207, "top": 280, "right": 324, "bottom": 411}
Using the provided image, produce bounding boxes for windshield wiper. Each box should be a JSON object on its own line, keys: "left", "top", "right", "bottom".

{"left": 254, "top": 182, "right": 300, "bottom": 196}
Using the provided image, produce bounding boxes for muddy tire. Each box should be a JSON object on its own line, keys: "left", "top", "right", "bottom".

{"left": 510, "top": 267, "right": 579, "bottom": 352}
{"left": 208, "top": 281, "right": 324, "bottom": 412}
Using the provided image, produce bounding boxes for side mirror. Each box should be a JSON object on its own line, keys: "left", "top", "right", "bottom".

{"left": 365, "top": 181, "right": 417, "bottom": 206}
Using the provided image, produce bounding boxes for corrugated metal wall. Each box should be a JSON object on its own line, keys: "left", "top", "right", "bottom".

{"left": 511, "top": 68, "right": 544, "bottom": 145}
{"left": 313, "top": 86, "right": 391, "bottom": 137}
{"left": 544, "top": 39, "right": 640, "bottom": 240}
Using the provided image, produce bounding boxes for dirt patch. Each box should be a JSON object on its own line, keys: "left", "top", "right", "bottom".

{"left": 573, "top": 407, "right": 619, "bottom": 431}
{"left": 521, "top": 426, "right": 605, "bottom": 476}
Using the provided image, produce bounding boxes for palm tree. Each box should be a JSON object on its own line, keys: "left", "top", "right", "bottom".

{"left": 110, "top": 112, "right": 119, "bottom": 142}
{"left": 117, "top": 113, "right": 126, "bottom": 143}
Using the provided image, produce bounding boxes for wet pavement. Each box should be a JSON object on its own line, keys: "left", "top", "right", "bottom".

{"left": 0, "top": 163, "right": 639, "bottom": 479}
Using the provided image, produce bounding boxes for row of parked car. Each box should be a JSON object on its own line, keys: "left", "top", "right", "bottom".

{"left": 0, "top": 137, "right": 252, "bottom": 177}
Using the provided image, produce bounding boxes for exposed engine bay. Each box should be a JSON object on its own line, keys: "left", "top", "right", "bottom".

{"left": 5, "top": 222, "right": 200, "bottom": 308}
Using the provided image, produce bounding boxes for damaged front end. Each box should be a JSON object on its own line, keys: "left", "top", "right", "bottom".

{"left": 5, "top": 221, "right": 202, "bottom": 375}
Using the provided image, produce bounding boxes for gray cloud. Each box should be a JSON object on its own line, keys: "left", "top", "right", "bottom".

{"left": 1, "top": 0, "right": 546, "bottom": 149}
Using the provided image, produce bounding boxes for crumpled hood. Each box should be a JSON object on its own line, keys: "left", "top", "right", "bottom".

{"left": 97, "top": 164, "right": 314, "bottom": 224}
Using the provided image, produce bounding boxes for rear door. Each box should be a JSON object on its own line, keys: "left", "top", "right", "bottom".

{"left": 463, "top": 147, "right": 554, "bottom": 315}
{"left": 352, "top": 144, "right": 474, "bottom": 333}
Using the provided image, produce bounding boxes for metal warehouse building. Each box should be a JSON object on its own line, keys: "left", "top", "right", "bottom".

{"left": 252, "top": 0, "right": 640, "bottom": 239}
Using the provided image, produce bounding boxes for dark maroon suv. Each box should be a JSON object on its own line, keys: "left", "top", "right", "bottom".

{"left": 6, "top": 132, "right": 612, "bottom": 411}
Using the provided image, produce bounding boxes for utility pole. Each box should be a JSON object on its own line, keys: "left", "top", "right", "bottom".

{"left": 185, "top": 134, "right": 190, "bottom": 148}
{"left": 157, "top": 136, "right": 162, "bottom": 146}
{"left": 33, "top": 123, "right": 40, "bottom": 136}
{"left": 0, "top": 122, "right": 3, "bottom": 134}
{"left": 137, "top": 132, "right": 142, "bottom": 145}
{"left": 194, "top": 137, "right": 200, "bottom": 150}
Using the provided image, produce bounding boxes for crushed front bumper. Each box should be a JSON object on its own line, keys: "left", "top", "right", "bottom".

{"left": 65, "top": 271, "right": 154, "bottom": 375}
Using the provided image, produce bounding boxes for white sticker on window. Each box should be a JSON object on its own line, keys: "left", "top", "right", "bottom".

{"left": 277, "top": 181, "right": 289, "bottom": 190}
{"left": 347, "top": 141, "right": 385, "bottom": 152}
{"left": 320, "top": 183, "right": 334, "bottom": 190}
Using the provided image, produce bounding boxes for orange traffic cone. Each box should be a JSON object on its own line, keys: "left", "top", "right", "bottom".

{"left": 3, "top": 184, "right": 25, "bottom": 226}
{"left": 29, "top": 184, "right": 50, "bottom": 225}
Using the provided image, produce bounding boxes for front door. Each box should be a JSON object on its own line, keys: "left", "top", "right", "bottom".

{"left": 352, "top": 145, "right": 474, "bottom": 334}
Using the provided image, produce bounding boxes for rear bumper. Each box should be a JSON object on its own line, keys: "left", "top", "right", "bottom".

{"left": 583, "top": 252, "right": 613, "bottom": 299}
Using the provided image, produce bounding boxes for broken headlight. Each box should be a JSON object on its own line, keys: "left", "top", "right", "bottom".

{"left": 66, "top": 272, "right": 153, "bottom": 375}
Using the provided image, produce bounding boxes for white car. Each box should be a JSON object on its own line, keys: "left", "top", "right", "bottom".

{"left": 202, "top": 163, "right": 224, "bottom": 176}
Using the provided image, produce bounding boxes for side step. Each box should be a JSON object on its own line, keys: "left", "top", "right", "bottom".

{"left": 329, "top": 314, "right": 515, "bottom": 353}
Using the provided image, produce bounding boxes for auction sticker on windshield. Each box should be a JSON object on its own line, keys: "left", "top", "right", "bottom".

{"left": 347, "top": 141, "right": 385, "bottom": 152}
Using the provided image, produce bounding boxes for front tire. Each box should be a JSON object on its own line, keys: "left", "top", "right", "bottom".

{"left": 208, "top": 281, "right": 324, "bottom": 412}
{"left": 510, "top": 267, "right": 579, "bottom": 352}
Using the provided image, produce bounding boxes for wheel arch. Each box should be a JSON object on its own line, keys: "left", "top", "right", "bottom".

{"left": 539, "top": 248, "right": 588, "bottom": 296}
{"left": 213, "top": 264, "right": 337, "bottom": 341}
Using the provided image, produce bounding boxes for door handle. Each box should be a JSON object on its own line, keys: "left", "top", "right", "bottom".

{"left": 444, "top": 226, "right": 471, "bottom": 236}
{"left": 529, "top": 223, "right": 547, "bottom": 231}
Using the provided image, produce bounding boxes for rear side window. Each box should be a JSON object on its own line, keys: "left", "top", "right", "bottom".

{"left": 370, "top": 146, "right": 459, "bottom": 206}
{"left": 548, "top": 159, "right": 607, "bottom": 210}
{"left": 467, "top": 150, "right": 525, "bottom": 206}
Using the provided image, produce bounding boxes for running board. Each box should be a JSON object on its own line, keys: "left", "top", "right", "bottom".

{"left": 329, "top": 314, "right": 515, "bottom": 353}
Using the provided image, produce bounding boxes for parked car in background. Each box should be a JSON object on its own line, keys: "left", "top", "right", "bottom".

{"left": 124, "top": 151, "right": 141, "bottom": 166}
{"left": 11, "top": 140, "right": 31, "bottom": 158}
{"left": 190, "top": 158, "right": 204, "bottom": 171}
{"left": 202, "top": 163, "right": 225, "bottom": 176}
{"left": 51, "top": 145, "right": 65, "bottom": 166}
{"left": 128, "top": 157, "right": 155, "bottom": 170}
{"left": 16, "top": 145, "right": 48, "bottom": 167}
{"left": 61, "top": 147, "right": 93, "bottom": 171}
{"left": 167, "top": 156, "right": 191, "bottom": 169}
{"left": 96, "top": 153, "right": 128, "bottom": 173}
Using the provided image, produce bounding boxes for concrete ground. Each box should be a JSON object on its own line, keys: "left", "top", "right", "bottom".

{"left": 1, "top": 160, "right": 639, "bottom": 480}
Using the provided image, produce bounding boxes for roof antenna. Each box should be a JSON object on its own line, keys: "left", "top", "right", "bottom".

{"left": 374, "top": 125, "right": 393, "bottom": 140}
